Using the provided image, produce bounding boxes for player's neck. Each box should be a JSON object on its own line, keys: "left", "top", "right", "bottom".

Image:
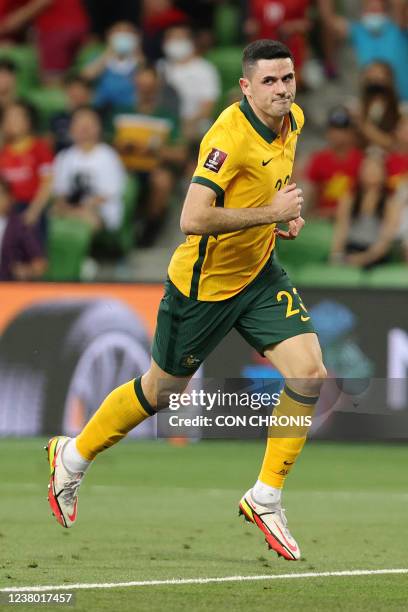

{"left": 247, "top": 98, "right": 285, "bottom": 136}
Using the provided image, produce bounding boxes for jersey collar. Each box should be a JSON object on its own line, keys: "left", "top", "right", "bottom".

{"left": 239, "top": 96, "right": 298, "bottom": 143}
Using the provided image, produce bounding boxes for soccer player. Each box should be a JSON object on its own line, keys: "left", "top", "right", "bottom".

{"left": 46, "top": 39, "right": 327, "bottom": 561}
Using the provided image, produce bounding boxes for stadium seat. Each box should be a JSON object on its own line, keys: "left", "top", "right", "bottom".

{"left": 0, "top": 45, "right": 39, "bottom": 95}
{"left": 91, "top": 174, "right": 140, "bottom": 258}
{"left": 365, "top": 264, "right": 408, "bottom": 288}
{"left": 214, "top": 3, "right": 241, "bottom": 46}
{"left": 74, "top": 42, "right": 105, "bottom": 71}
{"left": 26, "top": 87, "right": 67, "bottom": 131}
{"left": 296, "top": 264, "right": 364, "bottom": 287}
{"left": 206, "top": 46, "right": 243, "bottom": 95}
{"left": 276, "top": 219, "right": 334, "bottom": 267}
{"left": 46, "top": 216, "right": 93, "bottom": 281}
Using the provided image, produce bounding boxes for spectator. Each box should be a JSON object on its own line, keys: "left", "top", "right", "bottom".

{"left": 159, "top": 24, "right": 221, "bottom": 142}
{"left": 305, "top": 106, "right": 363, "bottom": 219}
{"left": 49, "top": 75, "right": 93, "bottom": 154}
{"left": 0, "top": 101, "right": 53, "bottom": 242}
{"left": 53, "top": 107, "right": 126, "bottom": 234}
{"left": 322, "top": 0, "right": 408, "bottom": 101}
{"left": 0, "top": 0, "right": 89, "bottom": 84}
{"left": 353, "top": 61, "right": 401, "bottom": 151}
{"left": 0, "top": 177, "right": 47, "bottom": 281}
{"left": 330, "top": 153, "right": 400, "bottom": 269}
{"left": 175, "top": 0, "right": 218, "bottom": 53}
{"left": 114, "top": 64, "right": 187, "bottom": 245}
{"left": 244, "top": 0, "right": 311, "bottom": 77}
{"left": 82, "top": 21, "right": 144, "bottom": 113}
{"left": 142, "top": 0, "right": 189, "bottom": 61}
{"left": 387, "top": 114, "right": 408, "bottom": 190}
{"left": 0, "top": 59, "right": 18, "bottom": 116}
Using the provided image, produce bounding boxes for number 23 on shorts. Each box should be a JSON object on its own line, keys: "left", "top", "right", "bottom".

{"left": 277, "top": 288, "right": 310, "bottom": 322}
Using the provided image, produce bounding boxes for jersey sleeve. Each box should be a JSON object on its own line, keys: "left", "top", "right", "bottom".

{"left": 191, "top": 125, "right": 243, "bottom": 198}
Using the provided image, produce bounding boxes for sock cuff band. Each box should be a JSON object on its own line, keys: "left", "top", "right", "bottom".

{"left": 134, "top": 377, "right": 156, "bottom": 416}
{"left": 284, "top": 384, "right": 319, "bottom": 406}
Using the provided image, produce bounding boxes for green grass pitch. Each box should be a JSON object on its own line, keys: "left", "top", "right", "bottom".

{"left": 1, "top": 439, "right": 408, "bottom": 611}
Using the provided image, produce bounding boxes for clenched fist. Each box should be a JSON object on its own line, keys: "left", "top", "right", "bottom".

{"left": 269, "top": 183, "right": 303, "bottom": 223}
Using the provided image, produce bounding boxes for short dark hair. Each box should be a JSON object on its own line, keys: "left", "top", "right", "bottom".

{"left": 64, "top": 73, "right": 92, "bottom": 89}
{"left": 137, "top": 62, "right": 159, "bottom": 77}
{"left": 242, "top": 39, "right": 294, "bottom": 77}
{"left": 70, "top": 104, "right": 102, "bottom": 124}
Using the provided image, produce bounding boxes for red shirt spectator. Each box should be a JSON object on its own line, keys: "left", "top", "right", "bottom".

{"left": 305, "top": 106, "right": 364, "bottom": 218}
{"left": 247, "top": 0, "right": 310, "bottom": 72}
{"left": 0, "top": 102, "right": 53, "bottom": 239}
{"left": 307, "top": 148, "right": 364, "bottom": 217}
{"left": 0, "top": 138, "right": 53, "bottom": 204}
{"left": 0, "top": 0, "right": 89, "bottom": 78}
{"left": 386, "top": 152, "right": 408, "bottom": 190}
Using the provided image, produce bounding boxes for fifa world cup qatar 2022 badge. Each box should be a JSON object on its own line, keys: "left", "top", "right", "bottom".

{"left": 204, "top": 148, "right": 228, "bottom": 173}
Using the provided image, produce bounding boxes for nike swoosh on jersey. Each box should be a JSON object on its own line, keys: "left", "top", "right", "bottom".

{"left": 262, "top": 158, "right": 273, "bottom": 166}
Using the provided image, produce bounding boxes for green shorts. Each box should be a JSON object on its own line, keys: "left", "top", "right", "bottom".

{"left": 152, "top": 255, "right": 315, "bottom": 376}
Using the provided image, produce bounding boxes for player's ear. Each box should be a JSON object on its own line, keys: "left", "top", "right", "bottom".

{"left": 239, "top": 77, "right": 250, "bottom": 97}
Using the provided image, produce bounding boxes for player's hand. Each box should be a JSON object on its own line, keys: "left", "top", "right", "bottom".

{"left": 275, "top": 217, "right": 305, "bottom": 240}
{"left": 270, "top": 183, "right": 303, "bottom": 223}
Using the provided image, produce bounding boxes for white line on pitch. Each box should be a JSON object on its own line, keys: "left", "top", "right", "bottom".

{"left": 1, "top": 569, "right": 408, "bottom": 592}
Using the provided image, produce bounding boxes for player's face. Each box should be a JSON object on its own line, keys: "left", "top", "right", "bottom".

{"left": 240, "top": 58, "right": 296, "bottom": 120}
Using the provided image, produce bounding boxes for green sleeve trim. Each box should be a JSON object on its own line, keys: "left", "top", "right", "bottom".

{"left": 191, "top": 176, "right": 225, "bottom": 197}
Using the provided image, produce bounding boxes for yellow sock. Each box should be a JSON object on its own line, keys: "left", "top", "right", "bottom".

{"left": 76, "top": 378, "right": 155, "bottom": 461}
{"left": 258, "top": 384, "right": 318, "bottom": 488}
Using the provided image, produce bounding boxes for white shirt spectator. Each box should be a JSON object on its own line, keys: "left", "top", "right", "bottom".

{"left": 160, "top": 57, "right": 220, "bottom": 120}
{"left": 53, "top": 143, "right": 125, "bottom": 231}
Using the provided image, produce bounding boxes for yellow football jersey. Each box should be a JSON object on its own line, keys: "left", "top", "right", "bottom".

{"left": 168, "top": 96, "right": 304, "bottom": 301}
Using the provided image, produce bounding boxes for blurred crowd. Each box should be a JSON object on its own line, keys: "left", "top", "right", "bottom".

{"left": 0, "top": 0, "right": 407, "bottom": 281}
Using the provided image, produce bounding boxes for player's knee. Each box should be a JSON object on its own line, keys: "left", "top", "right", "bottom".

{"left": 141, "top": 367, "right": 190, "bottom": 411}
{"left": 290, "top": 361, "right": 326, "bottom": 380}
{"left": 288, "top": 360, "right": 327, "bottom": 396}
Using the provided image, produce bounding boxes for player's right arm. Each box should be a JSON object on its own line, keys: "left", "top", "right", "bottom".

{"left": 180, "top": 182, "right": 303, "bottom": 235}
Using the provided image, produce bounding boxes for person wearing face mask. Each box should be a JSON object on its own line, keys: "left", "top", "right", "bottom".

{"left": 82, "top": 21, "right": 145, "bottom": 114}
{"left": 320, "top": 0, "right": 408, "bottom": 102}
{"left": 159, "top": 24, "right": 221, "bottom": 142}
{"left": 142, "top": 0, "right": 189, "bottom": 61}
{"left": 354, "top": 61, "right": 401, "bottom": 150}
